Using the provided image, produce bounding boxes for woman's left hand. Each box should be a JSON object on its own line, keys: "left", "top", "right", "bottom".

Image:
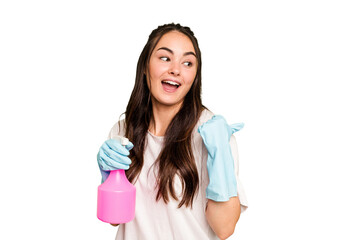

{"left": 198, "top": 115, "right": 244, "bottom": 202}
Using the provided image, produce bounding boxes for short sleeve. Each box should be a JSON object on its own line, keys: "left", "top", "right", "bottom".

{"left": 229, "top": 135, "right": 248, "bottom": 213}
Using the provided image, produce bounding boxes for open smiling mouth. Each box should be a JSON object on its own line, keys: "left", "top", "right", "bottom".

{"left": 161, "top": 80, "right": 181, "bottom": 93}
{"left": 161, "top": 80, "right": 180, "bottom": 88}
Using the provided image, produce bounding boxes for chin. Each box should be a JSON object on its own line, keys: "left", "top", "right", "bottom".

{"left": 153, "top": 96, "right": 184, "bottom": 107}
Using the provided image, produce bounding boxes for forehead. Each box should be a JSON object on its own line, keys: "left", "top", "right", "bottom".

{"left": 154, "top": 31, "right": 195, "bottom": 53}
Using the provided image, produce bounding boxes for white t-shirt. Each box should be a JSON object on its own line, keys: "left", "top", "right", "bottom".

{"left": 107, "top": 109, "right": 248, "bottom": 240}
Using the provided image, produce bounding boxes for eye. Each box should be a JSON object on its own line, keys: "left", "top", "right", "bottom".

{"left": 160, "top": 57, "right": 169, "bottom": 62}
{"left": 183, "top": 61, "right": 193, "bottom": 67}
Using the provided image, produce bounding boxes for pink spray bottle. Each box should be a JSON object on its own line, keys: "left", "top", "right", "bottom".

{"left": 97, "top": 136, "right": 136, "bottom": 224}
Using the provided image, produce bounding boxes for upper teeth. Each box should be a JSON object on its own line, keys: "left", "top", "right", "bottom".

{"left": 163, "top": 80, "right": 179, "bottom": 86}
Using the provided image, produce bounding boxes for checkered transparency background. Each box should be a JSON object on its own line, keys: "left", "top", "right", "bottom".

{"left": 1, "top": 0, "right": 360, "bottom": 239}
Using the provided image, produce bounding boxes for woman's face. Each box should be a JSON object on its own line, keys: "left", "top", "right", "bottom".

{"left": 147, "top": 31, "right": 197, "bottom": 108}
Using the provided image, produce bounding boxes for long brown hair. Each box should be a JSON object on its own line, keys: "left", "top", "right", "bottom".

{"left": 124, "top": 23, "right": 204, "bottom": 208}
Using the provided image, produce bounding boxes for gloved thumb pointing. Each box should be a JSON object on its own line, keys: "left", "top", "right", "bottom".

{"left": 230, "top": 123, "right": 244, "bottom": 134}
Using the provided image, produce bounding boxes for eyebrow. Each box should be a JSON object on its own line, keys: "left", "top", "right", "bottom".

{"left": 157, "top": 47, "right": 196, "bottom": 57}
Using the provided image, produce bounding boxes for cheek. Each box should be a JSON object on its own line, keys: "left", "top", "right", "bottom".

{"left": 149, "top": 61, "right": 166, "bottom": 80}
{"left": 148, "top": 59, "right": 157, "bottom": 80}
{"left": 184, "top": 69, "right": 197, "bottom": 85}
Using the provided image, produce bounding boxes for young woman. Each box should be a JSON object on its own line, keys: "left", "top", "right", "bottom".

{"left": 97, "top": 23, "right": 248, "bottom": 240}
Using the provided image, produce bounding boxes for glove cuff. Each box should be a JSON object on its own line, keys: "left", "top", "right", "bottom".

{"left": 206, "top": 146, "right": 238, "bottom": 202}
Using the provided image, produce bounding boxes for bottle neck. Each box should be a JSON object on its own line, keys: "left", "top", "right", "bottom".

{"left": 108, "top": 169, "right": 128, "bottom": 182}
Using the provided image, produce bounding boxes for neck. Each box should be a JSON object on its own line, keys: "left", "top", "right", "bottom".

{"left": 149, "top": 98, "right": 183, "bottom": 136}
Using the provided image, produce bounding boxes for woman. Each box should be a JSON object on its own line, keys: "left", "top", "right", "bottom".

{"left": 97, "top": 23, "right": 248, "bottom": 240}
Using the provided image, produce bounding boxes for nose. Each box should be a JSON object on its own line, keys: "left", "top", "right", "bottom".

{"left": 169, "top": 62, "right": 180, "bottom": 76}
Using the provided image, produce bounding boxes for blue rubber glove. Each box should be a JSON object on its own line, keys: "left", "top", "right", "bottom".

{"left": 198, "top": 115, "right": 244, "bottom": 202}
{"left": 97, "top": 138, "right": 134, "bottom": 183}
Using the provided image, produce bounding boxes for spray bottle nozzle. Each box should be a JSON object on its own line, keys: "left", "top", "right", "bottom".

{"left": 111, "top": 136, "right": 129, "bottom": 146}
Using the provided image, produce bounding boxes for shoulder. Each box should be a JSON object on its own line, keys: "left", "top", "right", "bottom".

{"left": 107, "top": 119, "right": 126, "bottom": 140}
{"left": 197, "top": 108, "right": 214, "bottom": 127}
{"left": 192, "top": 108, "right": 214, "bottom": 145}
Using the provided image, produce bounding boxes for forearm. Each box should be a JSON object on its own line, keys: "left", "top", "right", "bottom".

{"left": 205, "top": 196, "right": 241, "bottom": 240}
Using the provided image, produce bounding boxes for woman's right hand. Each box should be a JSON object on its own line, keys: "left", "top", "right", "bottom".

{"left": 97, "top": 139, "right": 134, "bottom": 182}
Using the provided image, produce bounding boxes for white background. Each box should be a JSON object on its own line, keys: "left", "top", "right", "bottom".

{"left": 1, "top": 0, "right": 360, "bottom": 239}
